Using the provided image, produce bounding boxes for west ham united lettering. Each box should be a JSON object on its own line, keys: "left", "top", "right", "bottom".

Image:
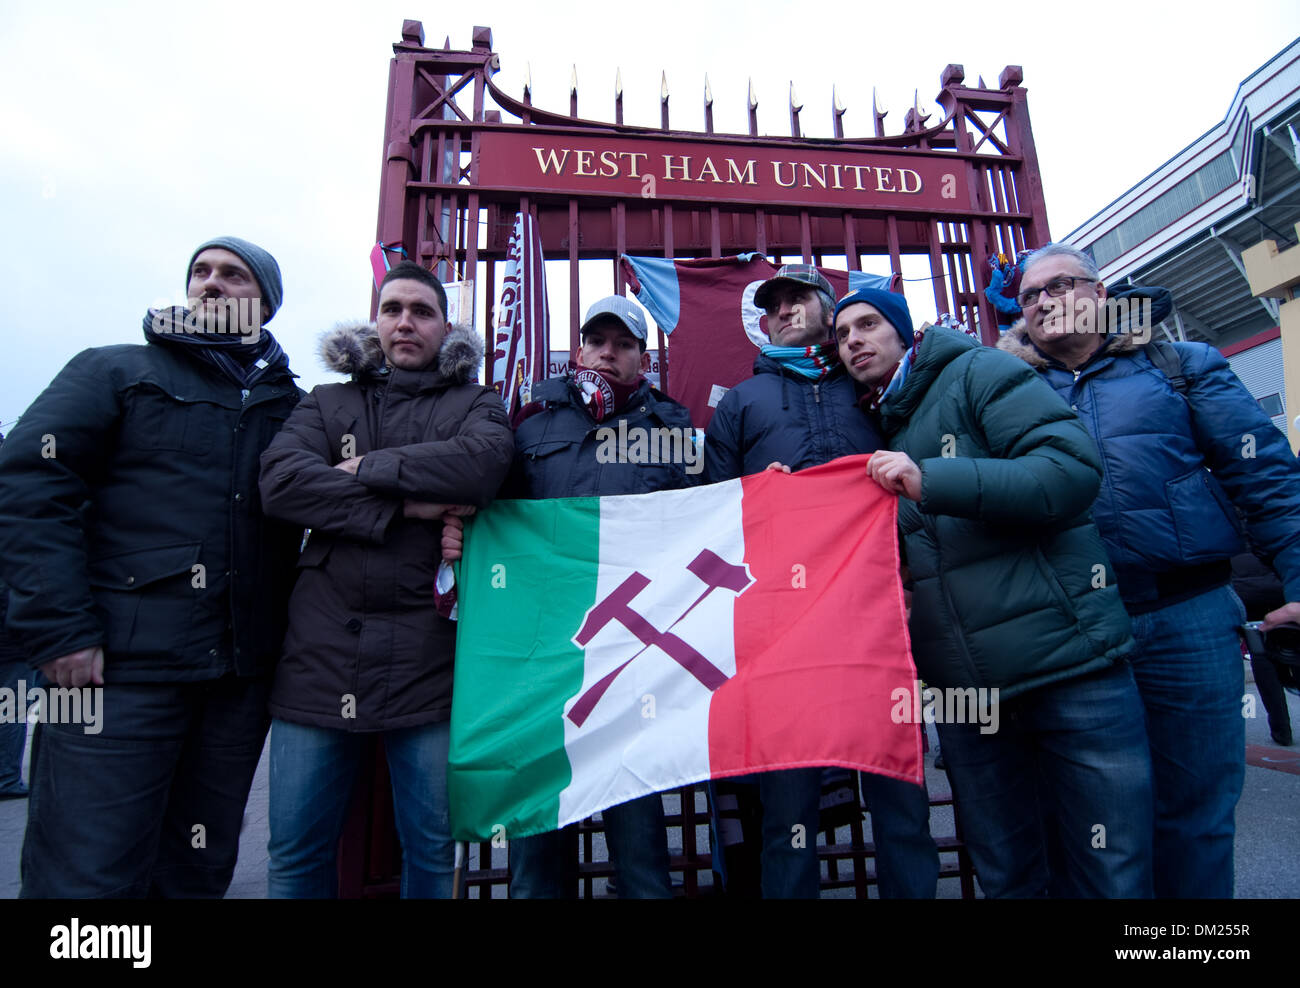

{"left": 476, "top": 132, "right": 971, "bottom": 211}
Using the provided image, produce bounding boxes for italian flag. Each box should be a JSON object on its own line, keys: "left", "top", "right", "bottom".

{"left": 448, "top": 454, "right": 920, "bottom": 841}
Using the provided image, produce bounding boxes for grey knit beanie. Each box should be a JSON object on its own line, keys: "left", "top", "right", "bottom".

{"left": 187, "top": 236, "right": 283, "bottom": 322}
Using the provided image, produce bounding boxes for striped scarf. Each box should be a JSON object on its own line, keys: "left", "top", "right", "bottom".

{"left": 760, "top": 342, "right": 839, "bottom": 380}
{"left": 860, "top": 329, "right": 926, "bottom": 414}
{"left": 144, "top": 307, "right": 288, "bottom": 390}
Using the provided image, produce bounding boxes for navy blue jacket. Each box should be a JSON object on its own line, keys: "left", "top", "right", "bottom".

{"left": 704, "top": 354, "right": 883, "bottom": 481}
{"left": 512, "top": 376, "right": 700, "bottom": 498}
{"left": 999, "top": 325, "right": 1300, "bottom": 607}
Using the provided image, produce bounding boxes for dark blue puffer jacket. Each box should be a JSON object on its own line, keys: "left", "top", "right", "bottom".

{"left": 999, "top": 323, "right": 1300, "bottom": 608}
{"left": 512, "top": 375, "right": 701, "bottom": 498}
{"left": 703, "top": 354, "right": 884, "bottom": 481}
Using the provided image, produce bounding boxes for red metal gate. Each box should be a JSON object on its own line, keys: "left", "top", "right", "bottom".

{"left": 347, "top": 18, "right": 1051, "bottom": 898}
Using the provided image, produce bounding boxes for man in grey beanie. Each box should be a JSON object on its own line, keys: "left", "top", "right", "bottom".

{"left": 0, "top": 236, "right": 302, "bottom": 897}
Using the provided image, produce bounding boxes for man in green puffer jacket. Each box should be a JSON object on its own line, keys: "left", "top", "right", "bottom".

{"left": 834, "top": 287, "right": 1154, "bottom": 898}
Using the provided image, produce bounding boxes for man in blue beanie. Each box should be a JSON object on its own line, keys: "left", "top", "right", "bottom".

{"left": 0, "top": 236, "right": 301, "bottom": 897}
{"left": 838, "top": 287, "right": 1154, "bottom": 897}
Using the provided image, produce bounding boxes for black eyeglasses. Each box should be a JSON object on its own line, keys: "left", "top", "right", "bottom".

{"left": 1016, "top": 276, "right": 1098, "bottom": 308}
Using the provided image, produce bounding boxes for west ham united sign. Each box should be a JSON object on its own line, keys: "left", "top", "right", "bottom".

{"left": 476, "top": 131, "right": 973, "bottom": 212}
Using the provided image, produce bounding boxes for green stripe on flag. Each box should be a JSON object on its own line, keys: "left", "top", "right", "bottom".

{"left": 449, "top": 496, "right": 600, "bottom": 841}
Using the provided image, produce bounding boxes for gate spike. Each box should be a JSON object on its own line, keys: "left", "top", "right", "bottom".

{"left": 570, "top": 64, "right": 578, "bottom": 94}
{"left": 661, "top": 70, "right": 670, "bottom": 102}
{"left": 748, "top": 77, "right": 758, "bottom": 109}
{"left": 978, "top": 74, "right": 987, "bottom": 89}
{"left": 789, "top": 80, "right": 802, "bottom": 112}
{"left": 747, "top": 76, "right": 759, "bottom": 136}
{"left": 703, "top": 73, "right": 714, "bottom": 133}
{"left": 873, "top": 86, "right": 886, "bottom": 137}
{"left": 615, "top": 67, "right": 623, "bottom": 98}
{"left": 789, "top": 80, "right": 802, "bottom": 137}
{"left": 832, "top": 84, "right": 846, "bottom": 138}
{"left": 523, "top": 61, "right": 532, "bottom": 102}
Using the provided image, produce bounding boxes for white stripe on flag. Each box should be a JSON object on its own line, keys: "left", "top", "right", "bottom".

{"left": 558, "top": 480, "right": 746, "bottom": 825}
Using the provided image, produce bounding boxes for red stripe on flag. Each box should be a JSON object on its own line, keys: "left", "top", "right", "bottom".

{"left": 707, "top": 454, "right": 922, "bottom": 784}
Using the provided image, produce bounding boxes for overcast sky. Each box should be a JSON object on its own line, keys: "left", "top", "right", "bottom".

{"left": 3, "top": 0, "right": 1298, "bottom": 427}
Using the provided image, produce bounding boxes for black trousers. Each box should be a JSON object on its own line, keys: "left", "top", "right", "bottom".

{"left": 20, "top": 675, "right": 270, "bottom": 898}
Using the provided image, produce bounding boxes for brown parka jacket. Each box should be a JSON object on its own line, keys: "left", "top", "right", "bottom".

{"left": 258, "top": 322, "right": 513, "bottom": 731}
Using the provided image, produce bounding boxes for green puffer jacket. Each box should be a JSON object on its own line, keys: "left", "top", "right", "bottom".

{"left": 877, "top": 326, "right": 1134, "bottom": 700}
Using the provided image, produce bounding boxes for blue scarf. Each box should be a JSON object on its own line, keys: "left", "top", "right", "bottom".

{"left": 760, "top": 342, "right": 839, "bottom": 380}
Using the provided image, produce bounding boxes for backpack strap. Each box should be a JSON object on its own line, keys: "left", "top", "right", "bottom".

{"left": 1143, "top": 339, "right": 1189, "bottom": 396}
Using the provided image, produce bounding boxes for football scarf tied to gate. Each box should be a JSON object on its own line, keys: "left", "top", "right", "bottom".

{"left": 447, "top": 455, "right": 923, "bottom": 841}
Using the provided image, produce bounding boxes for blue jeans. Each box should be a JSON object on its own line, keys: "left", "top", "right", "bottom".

{"left": 267, "top": 718, "right": 453, "bottom": 899}
{"left": 1127, "top": 584, "right": 1247, "bottom": 898}
{"left": 860, "top": 772, "right": 939, "bottom": 898}
{"left": 755, "top": 768, "right": 823, "bottom": 898}
{"left": 0, "top": 659, "right": 29, "bottom": 793}
{"left": 510, "top": 792, "right": 672, "bottom": 898}
{"left": 936, "top": 661, "right": 1154, "bottom": 898}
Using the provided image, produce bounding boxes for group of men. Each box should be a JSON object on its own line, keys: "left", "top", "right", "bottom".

{"left": 0, "top": 234, "right": 1296, "bottom": 899}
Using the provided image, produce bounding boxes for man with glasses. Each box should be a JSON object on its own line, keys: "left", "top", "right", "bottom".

{"left": 999, "top": 242, "right": 1300, "bottom": 898}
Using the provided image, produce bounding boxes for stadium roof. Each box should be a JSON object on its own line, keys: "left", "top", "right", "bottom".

{"left": 1064, "top": 39, "right": 1300, "bottom": 347}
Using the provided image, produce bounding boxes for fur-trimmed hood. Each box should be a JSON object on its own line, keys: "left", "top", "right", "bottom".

{"left": 996, "top": 318, "right": 1142, "bottom": 370}
{"left": 316, "top": 321, "right": 483, "bottom": 383}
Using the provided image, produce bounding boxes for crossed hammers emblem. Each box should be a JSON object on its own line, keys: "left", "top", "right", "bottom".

{"left": 566, "top": 548, "right": 754, "bottom": 727}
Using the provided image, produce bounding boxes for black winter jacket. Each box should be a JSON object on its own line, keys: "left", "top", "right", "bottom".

{"left": 703, "top": 354, "right": 883, "bottom": 481}
{"left": 511, "top": 376, "right": 700, "bottom": 498}
{"left": 0, "top": 328, "right": 301, "bottom": 679}
{"left": 258, "top": 323, "right": 514, "bottom": 731}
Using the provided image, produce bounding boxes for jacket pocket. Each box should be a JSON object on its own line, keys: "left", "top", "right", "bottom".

{"left": 87, "top": 543, "right": 203, "bottom": 658}
{"left": 1166, "top": 468, "right": 1243, "bottom": 563}
{"left": 120, "top": 384, "right": 217, "bottom": 456}
{"left": 297, "top": 533, "right": 334, "bottom": 568}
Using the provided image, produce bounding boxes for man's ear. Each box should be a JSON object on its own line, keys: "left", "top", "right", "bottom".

{"left": 572, "top": 346, "right": 583, "bottom": 369}
{"left": 640, "top": 350, "right": 652, "bottom": 373}
{"left": 1095, "top": 280, "right": 1107, "bottom": 303}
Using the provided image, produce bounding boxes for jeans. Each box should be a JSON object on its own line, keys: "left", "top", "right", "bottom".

{"left": 0, "top": 659, "right": 29, "bottom": 794}
{"left": 861, "top": 772, "right": 939, "bottom": 898}
{"left": 509, "top": 792, "right": 672, "bottom": 898}
{"left": 936, "top": 661, "right": 1153, "bottom": 898}
{"left": 267, "top": 717, "right": 453, "bottom": 899}
{"left": 1127, "top": 584, "right": 1247, "bottom": 898}
{"left": 20, "top": 676, "right": 270, "bottom": 898}
{"left": 755, "top": 768, "right": 823, "bottom": 898}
